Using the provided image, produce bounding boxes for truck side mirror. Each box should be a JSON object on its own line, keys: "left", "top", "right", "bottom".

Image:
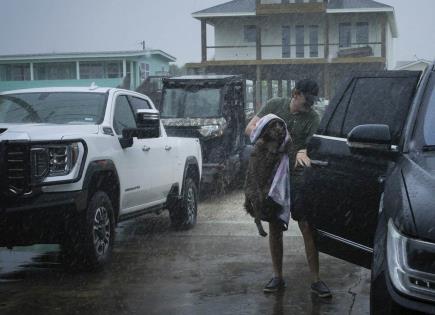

{"left": 119, "top": 109, "right": 161, "bottom": 149}
{"left": 135, "top": 109, "right": 161, "bottom": 138}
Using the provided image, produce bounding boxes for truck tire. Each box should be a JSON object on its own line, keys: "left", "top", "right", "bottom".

{"left": 63, "top": 191, "right": 115, "bottom": 270}
{"left": 169, "top": 177, "right": 198, "bottom": 230}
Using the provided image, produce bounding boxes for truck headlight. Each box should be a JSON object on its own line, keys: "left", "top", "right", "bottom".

{"left": 31, "top": 142, "right": 81, "bottom": 180}
{"left": 387, "top": 219, "right": 435, "bottom": 302}
{"left": 199, "top": 124, "right": 225, "bottom": 138}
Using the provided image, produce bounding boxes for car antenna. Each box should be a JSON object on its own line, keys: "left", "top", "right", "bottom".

{"left": 89, "top": 82, "right": 98, "bottom": 90}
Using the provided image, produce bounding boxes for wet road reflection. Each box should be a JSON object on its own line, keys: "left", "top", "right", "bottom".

{"left": 0, "top": 190, "right": 370, "bottom": 315}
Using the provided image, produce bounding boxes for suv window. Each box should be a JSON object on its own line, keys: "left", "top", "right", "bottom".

{"left": 419, "top": 74, "right": 435, "bottom": 146}
{"left": 128, "top": 96, "right": 151, "bottom": 112}
{"left": 113, "top": 95, "right": 136, "bottom": 135}
{"left": 323, "top": 75, "right": 419, "bottom": 144}
{"left": 325, "top": 80, "right": 355, "bottom": 137}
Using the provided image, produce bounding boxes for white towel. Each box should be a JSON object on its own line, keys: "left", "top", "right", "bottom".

{"left": 250, "top": 114, "right": 291, "bottom": 230}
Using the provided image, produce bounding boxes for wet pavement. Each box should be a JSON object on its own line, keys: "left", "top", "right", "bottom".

{"left": 0, "top": 190, "right": 370, "bottom": 315}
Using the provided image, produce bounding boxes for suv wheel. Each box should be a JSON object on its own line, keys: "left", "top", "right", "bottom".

{"left": 63, "top": 191, "right": 115, "bottom": 270}
{"left": 169, "top": 177, "right": 198, "bottom": 230}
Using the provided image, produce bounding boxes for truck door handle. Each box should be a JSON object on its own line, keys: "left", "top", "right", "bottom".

{"left": 142, "top": 145, "right": 151, "bottom": 152}
{"left": 311, "top": 160, "right": 329, "bottom": 167}
{"left": 165, "top": 145, "right": 172, "bottom": 151}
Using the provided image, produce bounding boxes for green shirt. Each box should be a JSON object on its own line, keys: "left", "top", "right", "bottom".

{"left": 257, "top": 97, "right": 320, "bottom": 155}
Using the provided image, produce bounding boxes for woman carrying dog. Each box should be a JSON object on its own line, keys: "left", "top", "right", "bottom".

{"left": 245, "top": 79, "right": 331, "bottom": 298}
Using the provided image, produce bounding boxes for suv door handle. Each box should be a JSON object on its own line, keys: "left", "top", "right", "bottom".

{"left": 311, "top": 160, "right": 329, "bottom": 167}
{"left": 142, "top": 145, "right": 151, "bottom": 152}
{"left": 165, "top": 145, "right": 172, "bottom": 151}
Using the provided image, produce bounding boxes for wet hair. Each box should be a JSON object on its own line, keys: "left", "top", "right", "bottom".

{"left": 294, "top": 79, "right": 319, "bottom": 107}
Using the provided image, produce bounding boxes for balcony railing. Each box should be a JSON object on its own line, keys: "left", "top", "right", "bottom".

{"left": 205, "top": 42, "right": 382, "bottom": 62}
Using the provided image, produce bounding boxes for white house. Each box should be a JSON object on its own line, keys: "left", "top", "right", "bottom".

{"left": 188, "top": 0, "right": 397, "bottom": 102}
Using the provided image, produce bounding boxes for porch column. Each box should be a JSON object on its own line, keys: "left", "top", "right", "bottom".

{"left": 323, "top": 64, "right": 330, "bottom": 100}
{"left": 30, "top": 62, "right": 34, "bottom": 81}
{"left": 278, "top": 80, "right": 283, "bottom": 97}
{"left": 287, "top": 80, "right": 292, "bottom": 97}
{"left": 122, "top": 59, "right": 127, "bottom": 78}
{"left": 256, "top": 24, "right": 262, "bottom": 60}
{"left": 381, "top": 17, "right": 387, "bottom": 59}
{"left": 267, "top": 80, "right": 272, "bottom": 99}
{"left": 255, "top": 65, "right": 262, "bottom": 110}
{"left": 201, "top": 20, "right": 207, "bottom": 62}
{"left": 324, "top": 13, "right": 329, "bottom": 60}
{"left": 76, "top": 61, "right": 80, "bottom": 80}
{"left": 130, "top": 61, "right": 135, "bottom": 89}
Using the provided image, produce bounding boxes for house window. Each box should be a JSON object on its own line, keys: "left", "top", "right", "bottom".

{"left": 139, "top": 63, "right": 150, "bottom": 80}
{"left": 244, "top": 25, "right": 257, "bottom": 43}
{"left": 282, "top": 26, "right": 291, "bottom": 58}
{"left": 296, "top": 25, "right": 305, "bottom": 58}
{"left": 79, "top": 61, "right": 123, "bottom": 79}
{"left": 281, "top": 0, "right": 289, "bottom": 3}
{"left": 80, "top": 62, "right": 104, "bottom": 79}
{"left": 34, "top": 62, "right": 76, "bottom": 80}
{"left": 309, "top": 25, "right": 319, "bottom": 57}
{"left": 106, "top": 61, "right": 123, "bottom": 78}
{"left": 356, "top": 22, "right": 369, "bottom": 44}
{"left": 0, "top": 64, "right": 30, "bottom": 81}
{"left": 339, "top": 23, "right": 352, "bottom": 48}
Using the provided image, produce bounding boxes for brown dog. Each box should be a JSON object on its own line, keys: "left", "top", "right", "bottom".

{"left": 244, "top": 119, "right": 288, "bottom": 237}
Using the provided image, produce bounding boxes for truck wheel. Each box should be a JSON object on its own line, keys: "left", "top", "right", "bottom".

{"left": 63, "top": 191, "right": 115, "bottom": 270}
{"left": 169, "top": 177, "right": 198, "bottom": 230}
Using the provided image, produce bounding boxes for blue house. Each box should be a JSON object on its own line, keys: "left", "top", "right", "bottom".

{"left": 0, "top": 50, "right": 176, "bottom": 92}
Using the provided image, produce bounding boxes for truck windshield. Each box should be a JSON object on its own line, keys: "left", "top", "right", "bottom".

{"left": 423, "top": 75, "right": 435, "bottom": 146}
{"left": 0, "top": 92, "right": 107, "bottom": 124}
{"left": 161, "top": 87, "right": 221, "bottom": 118}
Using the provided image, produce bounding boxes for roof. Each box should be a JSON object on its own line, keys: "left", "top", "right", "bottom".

{"left": 327, "top": 0, "right": 392, "bottom": 10}
{"left": 193, "top": 0, "right": 393, "bottom": 16}
{"left": 192, "top": 0, "right": 397, "bottom": 37}
{"left": 395, "top": 59, "right": 432, "bottom": 71}
{"left": 0, "top": 50, "right": 176, "bottom": 63}
{"left": 168, "top": 75, "right": 242, "bottom": 81}
{"left": 192, "top": 0, "right": 256, "bottom": 18}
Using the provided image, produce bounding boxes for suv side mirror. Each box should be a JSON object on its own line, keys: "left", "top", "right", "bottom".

{"left": 347, "top": 124, "right": 395, "bottom": 153}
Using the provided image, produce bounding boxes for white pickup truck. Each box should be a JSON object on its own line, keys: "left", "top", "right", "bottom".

{"left": 0, "top": 87, "right": 202, "bottom": 269}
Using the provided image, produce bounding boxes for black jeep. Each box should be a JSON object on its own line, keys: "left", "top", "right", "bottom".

{"left": 160, "top": 75, "right": 250, "bottom": 191}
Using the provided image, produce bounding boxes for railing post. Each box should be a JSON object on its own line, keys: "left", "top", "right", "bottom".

{"left": 201, "top": 20, "right": 207, "bottom": 62}
{"left": 381, "top": 17, "right": 386, "bottom": 58}
{"left": 324, "top": 13, "right": 329, "bottom": 60}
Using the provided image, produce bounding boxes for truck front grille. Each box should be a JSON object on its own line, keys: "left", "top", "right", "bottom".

{"left": 5, "top": 143, "right": 31, "bottom": 195}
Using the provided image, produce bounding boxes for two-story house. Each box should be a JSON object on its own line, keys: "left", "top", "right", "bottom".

{"left": 187, "top": 0, "right": 397, "bottom": 106}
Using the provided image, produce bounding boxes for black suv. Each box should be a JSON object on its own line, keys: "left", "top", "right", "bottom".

{"left": 303, "top": 64, "right": 435, "bottom": 314}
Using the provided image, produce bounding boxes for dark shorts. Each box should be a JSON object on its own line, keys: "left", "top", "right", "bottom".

{"left": 290, "top": 168, "right": 307, "bottom": 222}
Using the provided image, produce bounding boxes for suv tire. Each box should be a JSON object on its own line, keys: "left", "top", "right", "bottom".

{"left": 63, "top": 191, "right": 115, "bottom": 270}
{"left": 169, "top": 177, "right": 198, "bottom": 230}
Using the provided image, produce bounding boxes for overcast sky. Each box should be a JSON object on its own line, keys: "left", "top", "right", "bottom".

{"left": 0, "top": 0, "right": 434, "bottom": 66}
